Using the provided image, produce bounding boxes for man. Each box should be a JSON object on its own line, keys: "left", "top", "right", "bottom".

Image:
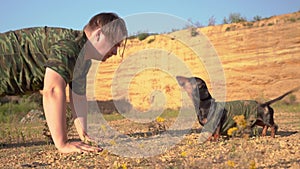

{"left": 0, "top": 12, "right": 128, "bottom": 153}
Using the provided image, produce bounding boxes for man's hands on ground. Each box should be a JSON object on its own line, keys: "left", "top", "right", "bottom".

{"left": 74, "top": 118, "right": 94, "bottom": 143}
{"left": 57, "top": 141, "right": 103, "bottom": 154}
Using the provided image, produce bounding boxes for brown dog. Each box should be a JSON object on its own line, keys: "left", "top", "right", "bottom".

{"left": 176, "top": 76, "right": 299, "bottom": 141}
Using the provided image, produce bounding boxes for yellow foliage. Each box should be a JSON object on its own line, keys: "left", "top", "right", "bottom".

{"left": 156, "top": 116, "right": 165, "bottom": 123}
{"left": 227, "top": 160, "right": 235, "bottom": 167}
{"left": 121, "top": 163, "right": 128, "bottom": 169}
{"left": 180, "top": 151, "right": 187, "bottom": 157}
{"left": 249, "top": 160, "right": 256, "bottom": 169}
{"left": 233, "top": 115, "right": 247, "bottom": 128}
{"left": 113, "top": 161, "right": 128, "bottom": 169}
{"left": 227, "top": 127, "right": 238, "bottom": 136}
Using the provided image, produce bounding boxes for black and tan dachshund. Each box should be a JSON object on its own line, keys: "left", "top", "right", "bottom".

{"left": 176, "top": 76, "right": 299, "bottom": 141}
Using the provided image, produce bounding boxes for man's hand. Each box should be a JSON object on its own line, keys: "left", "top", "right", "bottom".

{"left": 57, "top": 141, "right": 103, "bottom": 154}
{"left": 74, "top": 118, "right": 94, "bottom": 143}
{"left": 43, "top": 68, "right": 102, "bottom": 154}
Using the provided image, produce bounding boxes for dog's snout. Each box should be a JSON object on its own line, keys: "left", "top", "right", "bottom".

{"left": 176, "top": 76, "right": 187, "bottom": 87}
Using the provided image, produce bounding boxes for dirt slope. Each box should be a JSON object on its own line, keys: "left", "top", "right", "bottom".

{"left": 84, "top": 12, "right": 300, "bottom": 111}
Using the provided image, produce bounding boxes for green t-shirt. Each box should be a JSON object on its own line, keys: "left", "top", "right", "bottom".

{"left": 0, "top": 27, "right": 90, "bottom": 96}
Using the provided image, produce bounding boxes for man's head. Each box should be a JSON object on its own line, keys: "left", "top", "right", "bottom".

{"left": 84, "top": 12, "right": 128, "bottom": 61}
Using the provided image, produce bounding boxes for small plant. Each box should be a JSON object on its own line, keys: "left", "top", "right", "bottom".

{"left": 253, "top": 15, "right": 262, "bottom": 22}
{"left": 208, "top": 15, "right": 216, "bottom": 26}
{"left": 180, "top": 151, "right": 187, "bottom": 157}
{"left": 249, "top": 160, "right": 256, "bottom": 169}
{"left": 227, "top": 127, "right": 238, "bottom": 136}
{"left": 247, "top": 22, "right": 254, "bottom": 28}
{"left": 223, "top": 17, "right": 229, "bottom": 24}
{"left": 156, "top": 116, "right": 165, "bottom": 123}
{"left": 127, "top": 35, "right": 137, "bottom": 40}
{"left": 227, "top": 160, "right": 235, "bottom": 168}
{"left": 288, "top": 18, "right": 296, "bottom": 22}
{"left": 227, "top": 115, "right": 250, "bottom": 138}
{"left": 224, "top": 13, "right": 247, "bottom": 24}
{"left": 171, "top": 28, "right": 179, "bottom": 32}
{"left": 0, "top": 94, "right": 41, "bottom": 123}
{"left": 148, "top": 116, "right": 166, "bottom": 135}
{"left": 288, "top": 94, "right": 297, "bottom": 105}
{"left": 190, "top": 27, "right": 198, "bottom": 37}
{"left": 137, "top": 33, "right": 150, "bottom": 41}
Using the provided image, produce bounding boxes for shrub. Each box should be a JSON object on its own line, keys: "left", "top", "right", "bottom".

{"left": 225, "top": 27, "right": 231, "bottom": 31}
{"left": 226, "top": 13, "right": 247, "bottom": 23}
{"left": 288, "top": 94, "right": 297, "bottom": 105}
{"left": 289, "top": 18, "right": 296, "bottom": 22}
{"left": 246, "top": 22, "right": 254, "bottom": 28}
{"left": 253, "top": 15, "right": 262, "bottom": 22}
{"left": 0, "top": 94, "right": 41, "bottom": 123}
{"left": 208, "top": 16, "right": 216, "bottom": 26}
{"left": 137, "top": 33, "right": 150, "bottom": 41}
{"left": 190, "top": 27, "right": 198, "bottom": 37}
{"left": 127, "top": 35, "right": 137, "bottom": 40}
{"left": 223, "top": 17, "right": 229, "bottom": 24}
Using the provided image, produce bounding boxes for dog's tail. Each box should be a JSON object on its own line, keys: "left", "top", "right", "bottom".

{"left": 261, "top": 86, "right": 300, "bottom": 106}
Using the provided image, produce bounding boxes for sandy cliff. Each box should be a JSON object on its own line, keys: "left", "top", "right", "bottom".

{"left": 84, "top": 12, "right": 300, "bottom": 111}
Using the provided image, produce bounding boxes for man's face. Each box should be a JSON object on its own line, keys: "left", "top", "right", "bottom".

{"left": 101, "top": 40, "right": 123, "bottom": 62}
{"left": 92, "top": 30, "right": 125, "bottom": 62}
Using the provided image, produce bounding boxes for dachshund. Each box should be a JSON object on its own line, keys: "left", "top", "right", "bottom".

{"left": 176, "top": 76, "right": 299, "bottom": 141}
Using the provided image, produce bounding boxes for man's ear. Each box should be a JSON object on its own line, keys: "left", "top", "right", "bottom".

{"left": 96, "top": 29, "right": 102, "bottom": 41}
{"left": 89, "top": 28, "right": 102, "bottom": 41}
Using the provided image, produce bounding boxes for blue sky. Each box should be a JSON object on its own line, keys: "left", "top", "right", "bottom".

{"left": 1, "top": 0, "right": 299, "bottom": 34}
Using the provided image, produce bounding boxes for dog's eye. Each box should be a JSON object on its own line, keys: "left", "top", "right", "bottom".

{"left": 198, "top": 83, "right": 205, "bottom": 88}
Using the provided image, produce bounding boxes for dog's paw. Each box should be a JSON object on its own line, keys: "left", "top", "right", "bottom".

{"left": 199, "top": 132, "right": 212, "bottom": 143}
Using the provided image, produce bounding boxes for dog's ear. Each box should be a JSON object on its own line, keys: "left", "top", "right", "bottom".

{"left": 194, "top": 78, "right": 212, "bottom": 101}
